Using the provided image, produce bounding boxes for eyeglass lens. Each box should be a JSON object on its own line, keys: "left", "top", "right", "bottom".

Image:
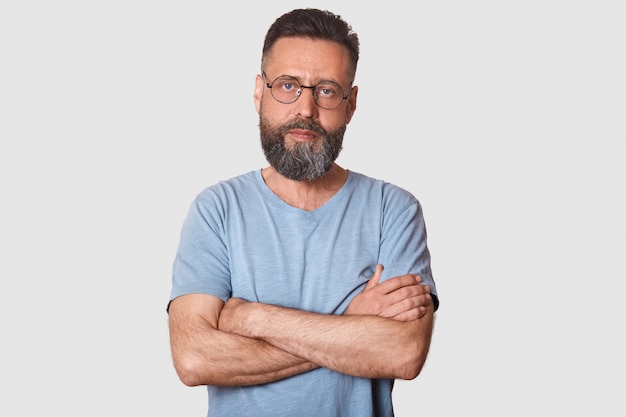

{"left": 269, "top": 75, "right": 345, "bottom": 109}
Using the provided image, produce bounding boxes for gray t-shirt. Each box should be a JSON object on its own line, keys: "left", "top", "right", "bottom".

{"left": 170, "top": 169, "right": 437, "bottom": 417}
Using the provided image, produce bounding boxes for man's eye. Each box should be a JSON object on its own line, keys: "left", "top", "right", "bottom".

{"left": 317, "top": 86, "right": 337, "bottom": 97}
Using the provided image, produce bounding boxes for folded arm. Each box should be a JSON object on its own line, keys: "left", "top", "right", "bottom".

{"left": 168, "top": 293, "right": 317, "bottom": 387}
{"left": 168, "top": 265, "right": 434, "bottom": 386}
{"left": 219, "top": 265, "right": 434, "bottom": 380}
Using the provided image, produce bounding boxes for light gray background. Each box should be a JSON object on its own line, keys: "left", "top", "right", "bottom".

{"left": 1, "top": 1, "right": 624, "bottom": 416}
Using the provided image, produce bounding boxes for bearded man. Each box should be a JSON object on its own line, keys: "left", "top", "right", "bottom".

{"left": 167, "top": 8, "right": 439, "bottom": 417}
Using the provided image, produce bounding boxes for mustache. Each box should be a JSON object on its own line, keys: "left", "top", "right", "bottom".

{"left": 279, "top": 118, "right": 328, "bottom": 137}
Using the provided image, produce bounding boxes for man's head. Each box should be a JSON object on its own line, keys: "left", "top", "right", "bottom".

{"left": 261, "top": 8, "right": 360, "bottom": 83}
{"left": 255, "top": 9, "right": 360, "bottom": 181}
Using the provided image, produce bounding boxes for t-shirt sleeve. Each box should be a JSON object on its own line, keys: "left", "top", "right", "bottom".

{"left": 378, "top": 188, "right": 439, "bottom": 311}
{"left": 169, "top": 191, "right": 232, "bottom": 305}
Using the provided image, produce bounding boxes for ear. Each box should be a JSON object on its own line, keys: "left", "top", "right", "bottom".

{"left": 344, "top": 85, "right": 358, "bottom": 124}
{"left": 254, "top": 74, "right": 264, "bottom": 114}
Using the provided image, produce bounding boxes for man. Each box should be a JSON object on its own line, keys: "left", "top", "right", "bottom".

{"left": 167, "top": 8, "right": 439, "bottom": 417}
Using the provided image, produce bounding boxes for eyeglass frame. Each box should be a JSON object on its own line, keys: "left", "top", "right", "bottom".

{"left": 261, "top": 72, "right": 351, "bottom": 110}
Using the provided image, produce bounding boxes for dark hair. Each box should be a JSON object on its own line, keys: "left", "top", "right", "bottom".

{"left": 262, "top": 8, "right": 360, "bottom": 80}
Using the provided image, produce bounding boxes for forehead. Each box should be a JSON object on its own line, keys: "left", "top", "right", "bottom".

{"left": 264, "top": 37, "right": 352, "bottom": 83}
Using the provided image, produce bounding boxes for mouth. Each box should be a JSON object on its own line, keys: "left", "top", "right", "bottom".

{"left": 286, "top": 129, "right": 318, "bottom": 142}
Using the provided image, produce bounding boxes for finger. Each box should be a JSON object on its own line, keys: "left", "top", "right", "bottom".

{"left": 418, "top": 284, "right": 431, "bottom": 294}
{"left": 381, "top": 293, "right": 433, "bottom": 319}
{"left": 390, "top": 294, "right": 433, "bottom": 321}
{"left": 384, "top": 285, "right": 431, "bottom": 307}
{"left": 376, "top": 274, "right": 420, "bottom": 294}
{"left": 393, "top": 306, "right": 426, "bottom": 322}
{"left": 364, "top": 264, "right": 384, "bottom": 290}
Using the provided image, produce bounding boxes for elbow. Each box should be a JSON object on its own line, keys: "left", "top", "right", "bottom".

{"left": 395, "top": 343, "right": 429, "bottom": 380}
{"left": 392, "top": 317, "right": 434, "bottom": 380}
{"left": 173, "top": 350, "right": 229, "bottom": 387}
{"left": 178, "top": 371, "right": 202, "bottom": 387}
{"left": 173, "top": 356, "right": 205, "bottom": 387}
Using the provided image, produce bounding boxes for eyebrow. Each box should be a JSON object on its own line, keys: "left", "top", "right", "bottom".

{"left": 270, "top": 73, "right": 348, "bottom": 90}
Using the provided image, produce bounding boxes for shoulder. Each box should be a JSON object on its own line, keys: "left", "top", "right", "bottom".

{"left": 348, "top": 171, "right": 420, "bottom": 209}
{"left": 181, "top": 171, "right": 262, "bottom": 227}
{"left": 193, "top": 170, "right": 259, "bottom": 206}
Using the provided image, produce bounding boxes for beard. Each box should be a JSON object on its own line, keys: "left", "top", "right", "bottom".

{"left": 259, "top": 115, "right": 346, "bottom": 181}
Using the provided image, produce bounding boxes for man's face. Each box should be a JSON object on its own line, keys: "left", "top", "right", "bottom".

{"left": 254, "top": 37, "right": 358, "bottom": 181}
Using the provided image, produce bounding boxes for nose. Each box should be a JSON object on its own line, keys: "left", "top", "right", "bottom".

{"left": 295, "top": 86, "right": 318, "bottom": 118}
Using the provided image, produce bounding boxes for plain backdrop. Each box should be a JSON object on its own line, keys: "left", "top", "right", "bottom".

{"left": 1, "top": 1, "right": 624, "bottom": 416}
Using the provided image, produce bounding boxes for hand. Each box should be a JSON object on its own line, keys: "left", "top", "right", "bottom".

{"left": 345, "top": 264, "right": 432, "bottom": 321}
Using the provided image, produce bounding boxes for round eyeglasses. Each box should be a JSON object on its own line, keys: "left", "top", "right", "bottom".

{"left": 262, "top": 73, "right": 350, "bottom": 110}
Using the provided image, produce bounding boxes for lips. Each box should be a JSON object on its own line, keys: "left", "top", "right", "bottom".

{"left": 287, "top": 129, "right": 317, "bottom": 142}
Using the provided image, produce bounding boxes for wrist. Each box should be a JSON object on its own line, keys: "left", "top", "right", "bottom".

{"left": 227, "top": 300, "right": 265, "bottom": 338}
{"left": 244, "top": 302, "right": 269, "bottom": 338}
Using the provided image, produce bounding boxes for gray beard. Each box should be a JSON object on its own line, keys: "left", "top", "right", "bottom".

{"left": 259, "top": 117, "right": 345, "bottom": 181}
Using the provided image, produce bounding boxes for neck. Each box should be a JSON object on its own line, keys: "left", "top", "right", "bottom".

{"left": 261, "top": 164, "right": 349, "bottom": 211}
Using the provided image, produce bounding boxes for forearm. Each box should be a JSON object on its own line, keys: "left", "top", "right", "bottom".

{"left": 168, "top": 296, "right": 317, "bottom": 387}
{"left": 177, "top": 331, "right": 316, "bottom": 386}
{"left": 222, "top": 301, "right": 434, "bottom": 380}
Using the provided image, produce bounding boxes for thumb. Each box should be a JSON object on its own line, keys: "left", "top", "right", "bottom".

{"left": 364, "top": 264, "right": 384, "bottom": 290}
